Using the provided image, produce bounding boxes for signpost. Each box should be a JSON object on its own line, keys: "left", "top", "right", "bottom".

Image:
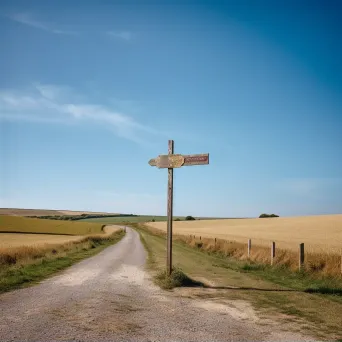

{"left": 149, "top": 140, "right": 209, "bottom": 275}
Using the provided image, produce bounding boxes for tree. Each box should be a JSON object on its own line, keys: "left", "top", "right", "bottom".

{"left": 185, "top": 215, "right": 196, "bottom": 221}
{"left": 259, "top": 213, "right": 279, "bottom": 218}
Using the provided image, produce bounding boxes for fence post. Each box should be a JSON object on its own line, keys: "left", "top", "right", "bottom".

{"left": 248, "top": 239, "right": 251, "bottom": 258}
{"left": 271, "top": 242, "right": 275, "bottom": 265}
{"left": 299, "top": 243, "right": 305, "bottom": 271}
{"left": 200, "top": 236, "right": 201, "bottom": 240}
{"left": 214, "top": 238, "right": 217, "bottom": 246}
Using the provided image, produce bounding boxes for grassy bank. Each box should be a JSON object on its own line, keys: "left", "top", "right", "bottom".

{"left": 134, "top": 224, "right": 342, "bottom": 340}
{"left": 0, "top": 229, "right": 125, "bottom": 294}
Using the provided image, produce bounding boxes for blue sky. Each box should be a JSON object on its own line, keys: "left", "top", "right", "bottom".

{"left": 0, "top": 0, "right": 341, "bottom": 217}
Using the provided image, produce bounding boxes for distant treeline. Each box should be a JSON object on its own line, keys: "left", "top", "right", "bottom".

{"left": 30, "top": 214, "right": 137, "bottom": 221}
{"left": 259, "top": 213, "right": 279, "bottom": 218}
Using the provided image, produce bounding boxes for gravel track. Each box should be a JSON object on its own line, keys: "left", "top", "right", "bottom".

{"left": 0, "top": 227, "right": 316, "bottom": 341}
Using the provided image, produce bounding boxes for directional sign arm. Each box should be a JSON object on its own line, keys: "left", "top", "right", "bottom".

{"left": 182, "top": 153, "right": 209, "bottom": 166}
{"left": 148, "top": 153, "right": 209, "bottom": 168}
{"left": 148, "top": 158, "right": 157, "bottom": 166}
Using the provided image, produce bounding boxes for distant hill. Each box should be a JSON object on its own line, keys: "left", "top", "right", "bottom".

{"left": 0, "top": 208, "right": 118, "bottom": 217}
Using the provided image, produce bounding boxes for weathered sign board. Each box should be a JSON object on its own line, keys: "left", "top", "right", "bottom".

{"left": 149, "top": 140, "right": 209, "bottom": 275}
{"left": 148, "top": 153, "right": 209, "bottom": 168}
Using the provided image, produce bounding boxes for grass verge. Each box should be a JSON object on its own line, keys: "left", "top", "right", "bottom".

{"left": 133, "top": 223, "right": 342, "bottom": 340}
{"left": 0, "top": 229, "right": 125, "bottom": 294}
{"left": 138, "top": 229, "right": 203, "bottom": 289}
{"left": 155, "top": 267, "right": 205, "bottom": 290}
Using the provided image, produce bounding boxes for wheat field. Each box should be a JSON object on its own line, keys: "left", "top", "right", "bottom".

{"left": 0, "top": 225, "right": 120, "bottom": 249}
{"left": 0, "top": 214, "right": 120, "bottom": 250}
{"left": 148, "top": 214, "right": 342, "bottom": 253}
{"left": 0, "top": 234, "right": 83, "bottom": 248}
{"left": 0, "top": 215, "right": 105, "bottom": 236}
{"left": 0, "top": 208, "right": 118, "bottom": 217}
{"left": 148, "top": 214, "right": 342, "bottom": 276}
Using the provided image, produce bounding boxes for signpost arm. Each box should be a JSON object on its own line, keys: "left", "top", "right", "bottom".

{"left": 167, "top": 140, "right": 174, "bottom": 275}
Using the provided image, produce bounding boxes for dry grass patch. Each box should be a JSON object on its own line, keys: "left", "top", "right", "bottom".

{"left": 180, "top": 235, "right": 342, "bottom": 277}
{"left": 0, "top": 233, "right": 114, "bottom": 267}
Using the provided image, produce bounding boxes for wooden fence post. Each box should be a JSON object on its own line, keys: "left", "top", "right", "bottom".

{"left": 214, "top": 238, "right": 217, "bottom": 246}
{"left": 200, "top": 236, "right": 201, "bottom": 240}
{"left": 248, "top": 239, "right": 251, "bottom": 258}
{"left": 271, "top": 242, "right": 275, "bottom": 265}
{"left": 299, "top": 243, "right": 305, "bottom": 271}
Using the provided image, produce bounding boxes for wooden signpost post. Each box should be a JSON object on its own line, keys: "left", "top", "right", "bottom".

{"left": 149, "top": 140, "right": 209, "bottom": 275}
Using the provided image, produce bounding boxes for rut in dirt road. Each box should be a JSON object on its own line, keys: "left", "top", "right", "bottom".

{"left": 0, "top": 227, "right": 315, "bottom": 341}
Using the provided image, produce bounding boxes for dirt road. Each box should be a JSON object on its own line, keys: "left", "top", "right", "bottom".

{"left": 0, "top": 228, "right": 315, "bottom": 341}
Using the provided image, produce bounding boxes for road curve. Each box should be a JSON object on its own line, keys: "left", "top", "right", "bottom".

{"left": 0, "top": 227, "right": 313, "bottom": 341}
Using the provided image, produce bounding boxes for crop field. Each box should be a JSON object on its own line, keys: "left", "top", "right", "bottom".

{"left": 147, "top": 214, "right": 342, "bottom": 277}
{"left": 0, "top": 215, "right": 105, "bottom": 236}
{"left": 0, "top": 226, "right": 120, "bottom": 249}
{"left": 0, "top": 234, "right": 83, "bottom": 248}
{"left": 148, "top": 214, "right": 342, "bottom": 252}
{"left": 0, "top": 208, "right": 118, "bottom": 217}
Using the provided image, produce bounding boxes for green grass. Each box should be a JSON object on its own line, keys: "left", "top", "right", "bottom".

{"left": 0, "top": 230, "right": 125, "bottom": 294}
{"left": 133, "top": 224, "right": 342, "bottom": 340}
{"left": 0, "top": 215, "right": 105, "bottom": 235}
{"left": 80, "top": 215, "right": 181, "bottom": 224}
{"left": 155, "top": 267, "right": 205, "bottom": 289}
{"left": 80, "top": 215, "right": 226, "bottom": 224}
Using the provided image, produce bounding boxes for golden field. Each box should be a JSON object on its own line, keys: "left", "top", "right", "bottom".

{"left": 0, "top": 215, "right": 122, "bottom": 268}
{"left": 0, "top": 226, "right": 120, "bottom": 249}
{"left": 0, "top": 214, "right": 120, "bottom": 250}
{"left": 0, "top": 215, "right": 105, "bottom": 236}
{"left": 0, "top": 234, "right": 83, "bottom": 248}
{"left": 148, "top": 215, "right": 342, "bottom": 253}
{"left": 145, "top": 215, "right": 342, "bottom": 276}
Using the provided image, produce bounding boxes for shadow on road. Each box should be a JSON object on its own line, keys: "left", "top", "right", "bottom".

{"left": 185, "top": 278, "right": 342, "bottom": 296}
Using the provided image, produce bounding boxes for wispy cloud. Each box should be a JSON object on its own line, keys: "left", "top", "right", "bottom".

{"left": 7, "top": 12, "right": 78, "bottom": 35}
{"left": 107, "top": 30, "right": 133, "bottom": 41}
{"left": 0, "top": 83, "right": 164, "bottom": 144}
